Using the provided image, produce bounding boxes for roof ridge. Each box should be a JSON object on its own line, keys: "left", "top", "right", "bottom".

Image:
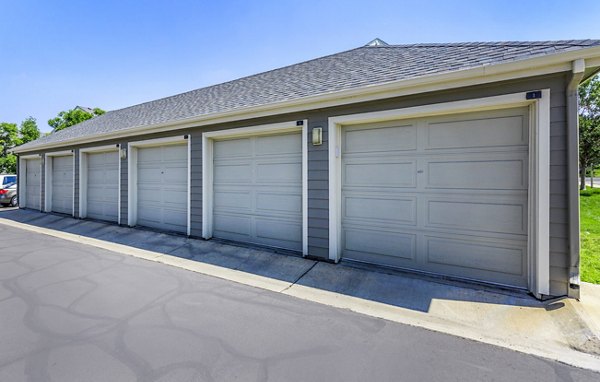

{"left": 371, "top": 40, "right": 600, "bottom": 48}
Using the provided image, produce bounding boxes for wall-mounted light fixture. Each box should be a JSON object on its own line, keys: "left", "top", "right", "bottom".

{"left": 120, "top": 147, "right": 127, "bottom": 160}
{"left": 312, "top": 127, "right": 323, "bottom": 146}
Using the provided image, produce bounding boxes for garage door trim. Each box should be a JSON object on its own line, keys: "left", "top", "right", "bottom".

{"left": 18, "top": 154, "right": 42, "bottom": 210}
{"left": 328, "top": 91, "right": 550, "bottom": 296}
{"left": 128, "top": 135, "right": 190, "bottom": 235}
{"left": 202, "top": 120, "right": 308, "bottom": 255}
{"left": 44, "top": 150, "right": 75, "bottom": 216}
{"left": 79, "top": 145, "right": 120, "bottom": 223}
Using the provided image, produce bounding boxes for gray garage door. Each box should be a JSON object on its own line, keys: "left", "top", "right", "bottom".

{"left": 213, "top": 132, "right": 302, "bottom": 251}
{"left": 25, "top": 158, "right": 41, "bottom": 210}
{"left": 341, "top": 108, "right": 529, "bottom": 288}
{"left": 86, "top": 151, "right": 119, "bottom": 222}
{"left": 51, "top": 155, "right": 73, "bottom": 215}
{"left": 137, "top": 144, "right": 187, "bottom": 233}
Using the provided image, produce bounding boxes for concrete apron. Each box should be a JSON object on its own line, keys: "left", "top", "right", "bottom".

{"left": 1, "top": 210, "right": 599, "bottom": 372}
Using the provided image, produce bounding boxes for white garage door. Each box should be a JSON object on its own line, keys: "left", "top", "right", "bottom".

{"left": 25, "top": 158, "right": 41, "bottom": 210}
{"left": 51, "top": 155, "right": 73, "bottom": 215}
{"left": 137, "top": 144, "right": 187, "bottom": 233}
{"left": 86, "top": 151, "right": 119, "bottom": 222}
{"left": 341, "top": 108, "right": 529, "bottom": 288}
{"left": 213, "top": 132, "right": 302, "bottom": 251}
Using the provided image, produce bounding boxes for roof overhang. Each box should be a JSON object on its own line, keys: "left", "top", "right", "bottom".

{"left": 13, "top": 45, "right": 600, "bottom": 154}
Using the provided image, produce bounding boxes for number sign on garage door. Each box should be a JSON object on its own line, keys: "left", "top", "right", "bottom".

{"left": 136, "top": 144, "right": 188, "bottom": 233}
{"left": 212, "top": 132, "right": 303, "bottom": 251}
{"left": 341, "top": 108, "right": 529, "bottom": 288}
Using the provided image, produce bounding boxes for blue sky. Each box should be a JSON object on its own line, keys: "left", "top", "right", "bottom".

{"left": 1, "top": 0, "right": 599, "bottom": 132}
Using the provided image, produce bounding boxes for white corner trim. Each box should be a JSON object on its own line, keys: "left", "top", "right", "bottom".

{"left": 80, "top": 144, "right": 119, "bottom": 153}
{"left": 20, "top": 154, "right": 40, "bottom": 159}
{"left": 202, "top": 120, "right": 308, "bottom": 254}
{"left": 302, "top": 120, "right": 309, "bottom": 256}
{"left": 187, "top": 136, "right": 192, "bottom": 236}
{"left": 117, "top": 146, "right": 122, "bottom": 225}
{"left": 127, "top": 143, "right": 137, "bottom": 227}
{"left": 534, "top": 89, "right": 551, "bottom": 296}
{"left": 72, "top": 154, "right": 76, "bottom": 217}
{"left": 45, "top": 150, "right": 73, "bottom": 157}
{"left": 328, "top": 90, "right": 551, "bottom": 295}
{"left": 129, "top": 135, "right": 187, "bottom": 147}
{"left": 201, "top": 135, "right": 212, "bottom": 239}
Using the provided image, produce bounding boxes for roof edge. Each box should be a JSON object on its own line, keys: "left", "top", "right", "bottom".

{"left": 14, "top": 44, "right": 600, "bottom": 154}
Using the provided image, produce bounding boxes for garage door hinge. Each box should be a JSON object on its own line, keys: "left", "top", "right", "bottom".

{"left": 526, "top": 91, "right": 542, "bottom": 100}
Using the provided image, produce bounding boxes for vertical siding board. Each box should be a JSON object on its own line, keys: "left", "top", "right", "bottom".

{"left": 40, "top": 155, "right": 45, "bottom": 211}
{"left": 120, "top": 142, "right": 128, "bottom": 225}
{"left": 306, "top": 117, "right": 330, "bottom": 259}
{"left": 190, "top": 132, "right": 203, "bottom": 237}
{"left": 73, "top": 149, "right": 79, "bottom": 218}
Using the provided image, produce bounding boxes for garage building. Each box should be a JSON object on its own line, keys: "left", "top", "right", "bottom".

{"left": 14, "top": 39, "right": 600, "bottom": 299}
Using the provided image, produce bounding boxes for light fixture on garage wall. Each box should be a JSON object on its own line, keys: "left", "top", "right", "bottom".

{"left": 312, "top": 127, "right": 323, "bottom": 146}
{"left": 120, "top": 147, "right": 127, "bottom": 160}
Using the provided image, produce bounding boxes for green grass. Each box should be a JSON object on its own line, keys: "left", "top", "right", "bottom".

{"left": 581, "top": 187, "right": 600, "bottom": 283}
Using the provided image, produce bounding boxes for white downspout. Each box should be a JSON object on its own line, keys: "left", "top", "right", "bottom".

{"left": 566, "top": 58, "right": 585, "bottom": 299}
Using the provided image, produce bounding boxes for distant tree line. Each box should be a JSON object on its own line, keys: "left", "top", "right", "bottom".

{"left": 0, "top": 107, "right": 105, "bottom": 174}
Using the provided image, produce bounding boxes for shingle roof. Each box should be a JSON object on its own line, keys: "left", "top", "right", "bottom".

{"left": 18, "top": 40, "right": 600, "bottom": 151}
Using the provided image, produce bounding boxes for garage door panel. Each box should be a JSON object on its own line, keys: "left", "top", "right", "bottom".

{"left": 425, "top": 236, "right": 524, "bottom": 276}
{"left": 214, "top": 138, "right": 252, "bottom": 158}
{"left": 426, "top": 155, "right": 528, "bottom": 190}
{"left": 214, "top": 163, "right": 252, "bottom": 183}
{"left": 213, "top": 132, "right": 302, "bottom": 251}
{"left": 344, "top": 228, "right": 416, "bottom": 260}
{"left": 214, "top": 214, "right": 252, "bottom": 236}
{"left": 344, "top": 195, "right": 417, "bottom": 225}
{"left": 341, "top": 107, "right": 529, "bottom": 288}
{"left": 256, "top": 162, "right": 301, "bottom": 183}
{"left": 344, "top": 162, "right": 416, "bottom": 188}
{"left": 425, "top": 114, "right": 527, "bottom": 150}
{"left": 136, "top": 144, "right": 187, "bottom": 234}
{"left": 344, "top": 124, "right": 417, "bottom": 153}
{"left": 214, "top": 190, "right": 252, "bottom": 210}
{"left": 255, "top": 218, "right": 302, "bottom": 245}
{"left": 256, "top": 192, "right": 301, "bottom": 215}
{"left": 256, "top": 134, "right": 301, "bottom": 155}
{"left": 426, "top": 199, "right": 526, "bottom": 235}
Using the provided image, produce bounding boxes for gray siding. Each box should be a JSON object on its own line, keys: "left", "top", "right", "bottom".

{"left": 73, "top": 149, "right": 80, "bottom": 218}
{"left": 190, "top": 133, "right": 203, "bottom": 237}
{"left": 20, "top": 72, "right": 573, "bottom": 297}
{"left": 40, "top": 155, "right": 45, "bottom": 212}
{"left": 306, "top": 118, "right": 329, "bottom": 259}
{"left": 120, "top": 143, "right": 128, "bottom": 225}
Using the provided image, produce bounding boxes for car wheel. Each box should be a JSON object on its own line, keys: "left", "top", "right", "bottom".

{"left": 10, "top": 196, "right": 17, "bottom": 207}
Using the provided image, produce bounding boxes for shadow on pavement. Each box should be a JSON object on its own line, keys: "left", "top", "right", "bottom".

{"left": 0, "top": 207, "right": 544, "bottom": 313}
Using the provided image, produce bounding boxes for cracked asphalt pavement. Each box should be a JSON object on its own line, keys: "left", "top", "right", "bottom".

{"left": 0, "top": 223, "right": 598, "bottom": 381}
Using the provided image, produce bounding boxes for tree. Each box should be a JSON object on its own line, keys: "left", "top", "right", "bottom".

{"left": 20, "top": 116, "right": 40, "bottom": 143}
{"left": 48, "top": 107, "right": 105, "bottom": 132}
{"left": 0, "top": 122, "right": 20, "bottom": 174}
{"left": 579, "top": 75, "right": 600, "bottom": 190}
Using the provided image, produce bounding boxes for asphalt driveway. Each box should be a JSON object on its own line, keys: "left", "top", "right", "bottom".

{"left": 0, "top": 223, "right": 597, "bottom": 381}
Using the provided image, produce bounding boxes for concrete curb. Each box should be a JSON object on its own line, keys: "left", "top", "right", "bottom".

{"left": 1, "top": 217, "right": 599, "bottom": 373}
